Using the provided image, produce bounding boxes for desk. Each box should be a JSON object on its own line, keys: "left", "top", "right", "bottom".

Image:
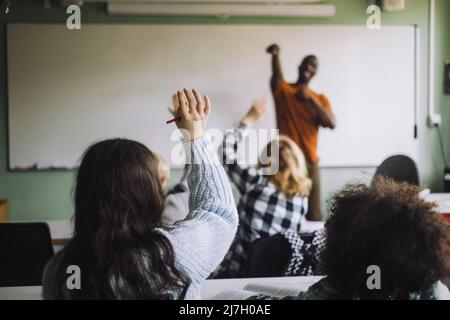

{"left": 41, "top": 218, "right": 323, "bottom": 246}
{"left": 45, "top": 220, "right": 72, "bottom": 245}
{"left": 0, "top": 276, "right": 322, "bottom": 300}
{"left": 0, "top": 286, "right": 42, "bottom": 300}
{"left": 300, "top": 217, "right": 324, "bottom": 234}
{"left": 201, "top": 276, "right": 323, "bottom": 300}
{"left": 0, "top": 200, "right": 8, "bottom": 222}
{"left": 427, "top": 193, "right": 450, "bottom": 214}
{"left": 9, "top": 192, "right": 450, "bottom": 246}
{"left": 426, "top": 193, "right": 450, "bottom": 224}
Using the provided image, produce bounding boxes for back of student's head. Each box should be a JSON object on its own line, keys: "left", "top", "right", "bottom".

{"left": 258, "top": 135, "right": 311, "bottom": 197}
{"left": 53, "top": 139, "right": 189, "bottom": 299}
{"left": 323, "top": 177, "right": 450, "bottom": 299}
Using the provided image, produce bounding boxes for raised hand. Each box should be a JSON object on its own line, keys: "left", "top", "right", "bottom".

{"left": 266, "top": 44, "right": 280, "bottom": 55}
{"left": 169, "top": 88, "right": 211, "bottom": 141}
{"left": 241, "top": 97, "right": 268, "bottom": 126}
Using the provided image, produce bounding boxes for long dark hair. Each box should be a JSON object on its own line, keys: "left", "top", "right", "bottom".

{"left": 53, "top": 139, "right": 190, "bottom": 299}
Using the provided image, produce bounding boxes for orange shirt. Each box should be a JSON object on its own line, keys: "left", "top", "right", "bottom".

{"left": 272, "top": 80, "right": 332, "bottom": 164}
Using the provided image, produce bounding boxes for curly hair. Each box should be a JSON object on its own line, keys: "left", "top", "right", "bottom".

{"left": 323, "top": 177, "right": 450, "bottom": 299}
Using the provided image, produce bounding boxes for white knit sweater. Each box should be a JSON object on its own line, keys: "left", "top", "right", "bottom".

{"left": 158, "top": 137, "right": 238, "bottom": 299}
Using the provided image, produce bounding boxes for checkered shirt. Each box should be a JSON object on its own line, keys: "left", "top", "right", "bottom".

{"left": 282, "top": 228, "right": 326, "bottom": 276}
{"left": 211, "top": 123, "right": 308, "bottom": 278}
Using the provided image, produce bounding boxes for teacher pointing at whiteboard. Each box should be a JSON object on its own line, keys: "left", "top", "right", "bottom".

{"left": 267, "top": 44, "right": 336, "bottom": 221}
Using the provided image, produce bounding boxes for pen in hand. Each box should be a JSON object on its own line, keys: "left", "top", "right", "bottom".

{"left": 166, "top": 117, "right": 181, "bottom": 124}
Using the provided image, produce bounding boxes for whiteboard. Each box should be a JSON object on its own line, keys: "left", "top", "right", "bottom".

{"left": 7, "top": 24, "right": 417, "bottom": 169}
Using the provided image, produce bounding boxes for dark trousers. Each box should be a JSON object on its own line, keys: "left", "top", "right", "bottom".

{"left": 307, "top": 163, "right": 322, "bottom": 221}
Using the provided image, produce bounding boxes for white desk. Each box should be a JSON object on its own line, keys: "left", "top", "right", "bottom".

{"left": 6, "top": 218, "right": 321, "bottom": 246}
{"left": 11, "top": 192, "right": 449, "bottom": 246}
{"left": 45, "top": 220, "right": 73, "bottom": 245}
{"left": 201, "top": 276, "right": 323, "bottom": 300}
{"left": 42, "top": 218, "right": 325, "bottom": 243}
{"left": 0, "top": 286, "right": 42, "bottom": 300}
{"left": 0, "top": 276, "right": 322, "bottom": 300}
{"left": 427, "top": 193, "right": 450, "bottom": 214}
{"left": 300, "top": 217, "right": 324, "bottom": 234}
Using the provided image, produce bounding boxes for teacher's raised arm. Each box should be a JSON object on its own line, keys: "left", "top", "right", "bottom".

{"left": 266, "top": 43, "right": 284, "bottom": 91}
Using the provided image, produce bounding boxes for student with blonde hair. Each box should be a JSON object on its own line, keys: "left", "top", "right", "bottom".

{"left": 212, "top": 97, "right": 312, "bottom": 278}
{"left": 258, "top": 135, "right": 311, "bottom": 198}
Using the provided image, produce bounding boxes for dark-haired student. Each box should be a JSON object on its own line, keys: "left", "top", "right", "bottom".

{"left": 42, "top": 89, "right": 238, "bottom": 300}
{"left": 256, "top": 178, "right": 450, "bottom": 300}
{"left": 212, "top": 98, "right": 312, "bottom": 278}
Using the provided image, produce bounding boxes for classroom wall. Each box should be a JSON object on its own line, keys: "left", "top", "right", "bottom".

{"left": 446, "top": 8, "right": 450, "bottom": 171}
{"left": 437, "top": 0, "right": 450, "bottom": 173}
{"left": 0, "top": 0, "right": 448, "bottom": 221}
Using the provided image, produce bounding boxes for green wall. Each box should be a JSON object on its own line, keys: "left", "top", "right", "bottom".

{"left": 0, "top": 0, "right": 449, "bottom": 221}
{"left": 436, "top": 0, "right": 450, "bottom": 172}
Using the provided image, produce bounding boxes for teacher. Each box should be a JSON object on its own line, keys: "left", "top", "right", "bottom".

{"left": 266, "top": 44, "right": 336, "bottom": 221}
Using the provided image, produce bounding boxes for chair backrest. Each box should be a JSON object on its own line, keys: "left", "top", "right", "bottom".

{"left": 374, "top": 155, "right": 419, "bottom": 186}
{"left": 245, "top": 234, "right": 293, "bottom": 278}
{"left": 0, "top": 222, "right": 54, "bottom": 287}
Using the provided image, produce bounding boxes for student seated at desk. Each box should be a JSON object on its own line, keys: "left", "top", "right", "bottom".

{"left": 156, "top": 154, "right": 191, "bottom": 226}
{"left": 270, "top": 228, "right": 326, "bottom": 277}
{"left": 212, "top": 98, "right": 312, "bottom": 279}
{"left": 289, "top": 177, "right": 450, "bottom": 300}
{"left": 42, "top": 89, "right": 238, "bottom": 300}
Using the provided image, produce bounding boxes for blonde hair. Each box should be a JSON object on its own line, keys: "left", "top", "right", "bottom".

{"left": 258, "top": 135, "right": 311, "bottom": 198}
{"left": 156, "top": 154, "right": 170, "bottom": 186}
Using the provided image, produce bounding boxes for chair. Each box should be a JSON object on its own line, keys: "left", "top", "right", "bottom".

{"left": 0, "top": 222, "right": 54, "bottom": 287}
{"left": 245, "top": 233, "right": 315, "bottom": 278}
{"left": 373, "top": 155, "right": 419, "bottom": 186}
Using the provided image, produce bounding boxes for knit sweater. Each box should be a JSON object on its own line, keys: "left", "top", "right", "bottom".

{"left": 158, "top": 137, "right": 238, "bottom": 299}
{"left": 42, "top": 137, "right": 238, "bottom": 300}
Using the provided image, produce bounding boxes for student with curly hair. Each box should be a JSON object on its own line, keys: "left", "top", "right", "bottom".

{"left": 295, "top": 177, "right": 450, "bottom": 300}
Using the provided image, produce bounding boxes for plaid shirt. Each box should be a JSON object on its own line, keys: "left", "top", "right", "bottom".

{"left": 211, "top": 123, "right": 308, "bottom": 278}
{"left": 282, "top": 228, "right": 326, "bottom": 276}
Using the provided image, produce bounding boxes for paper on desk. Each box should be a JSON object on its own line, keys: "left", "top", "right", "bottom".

{"left": 211, "top": 289, "right": 257, "bottom": 300}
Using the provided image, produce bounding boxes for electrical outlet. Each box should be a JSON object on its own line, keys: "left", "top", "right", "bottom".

{"left": 428, "top": 113, "right": 442, "bottom": 126}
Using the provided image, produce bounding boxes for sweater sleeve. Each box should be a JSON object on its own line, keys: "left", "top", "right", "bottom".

{"left": 160, "top": 136, "right": 238, "bottom": 285}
